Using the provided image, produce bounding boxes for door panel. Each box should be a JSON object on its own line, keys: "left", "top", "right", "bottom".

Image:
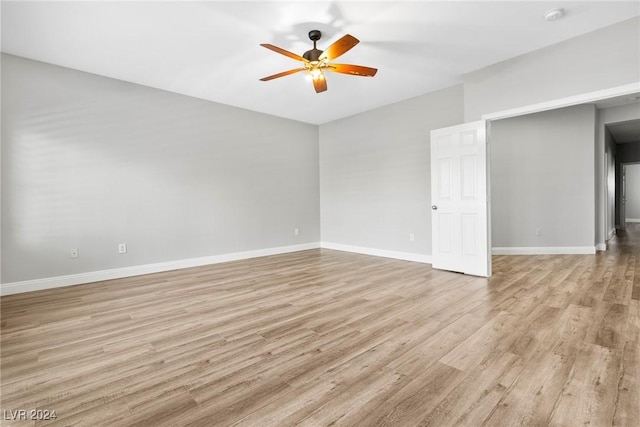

{"left": 461, "top": 213, "right": 477, "bottom": 255}
{"left": 438, "top": 158, "right": 453, "bottom": 200}
{"left": 439, "top": 213, "right": 453, "bottom": 254}
{"left": 431, "top": 121, "right": 490, "bottom": 277}
{"left": 461, "top": 155, "right": 477, "bottom": 199}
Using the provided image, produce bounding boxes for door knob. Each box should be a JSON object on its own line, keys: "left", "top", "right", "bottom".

{"left": 432, "top": 205, "right": 438, "bottom": 210}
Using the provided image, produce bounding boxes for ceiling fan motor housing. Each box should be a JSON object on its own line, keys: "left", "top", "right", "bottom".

{"left": 303, "top": 48, "right": 323, "bottom": 61}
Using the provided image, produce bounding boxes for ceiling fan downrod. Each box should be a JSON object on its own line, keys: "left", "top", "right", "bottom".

{"left": 303, "top": 30, "right": 323, "bottom": 62}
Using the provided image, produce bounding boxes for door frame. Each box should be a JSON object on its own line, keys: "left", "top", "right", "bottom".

{"left": 605, "top": 151, "right": 609, "bottom": 240}
{"left": 481, "top": 83, "right": 639, "bottom": 122}
{"left": 619, "top": 161, "right": 640, "bottom": 228}
{"left": 622, "top": 164, "right": 627, "bottom": 229}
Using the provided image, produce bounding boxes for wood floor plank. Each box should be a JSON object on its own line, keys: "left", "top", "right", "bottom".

{"left": 439, "top": 311, "right": 517, "bottom": 372}
{"left": 481, "top": 351, "right": 572, "bottom": 426}
{"left": 547, "top": 343, "right": 621, "bottom": 427}
{"left": 2, "top": 225, "right": 639, "bottom": 426}
{"left": 420, "top": 350, "right": 524, "bottom": 426}
{"left": 612, "top": 299, "right": 640, "bottom": 426}
{"left": 346, "top": 362, "right": 465, "bottom": 427}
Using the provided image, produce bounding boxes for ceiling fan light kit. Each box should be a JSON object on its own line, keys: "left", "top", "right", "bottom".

{"left": 260, "top": 30, "right": 377, "bottom": 93}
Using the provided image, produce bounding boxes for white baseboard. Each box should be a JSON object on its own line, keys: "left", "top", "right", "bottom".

{"left": 626, "top": 218, "right": 640, "bottom": 223}
{"left": 0, "top": 243, "right": 320, "bottom": 296}
{"left": 492, "top": 246, "right": 596, "bottom": 255}
{"left": 321, "top": 242, "right": 432, "bottom": 264}
{"left": 596, "top": 243, "right": 606, "bottom": 252}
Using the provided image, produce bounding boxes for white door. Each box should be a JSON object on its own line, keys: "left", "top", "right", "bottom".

{"left": 430, "top": 120, "right": 490, "bottom": 277}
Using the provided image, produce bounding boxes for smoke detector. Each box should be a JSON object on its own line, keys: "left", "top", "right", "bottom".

{"left": 544, "top": 8, "right": 565, "bottom": 22}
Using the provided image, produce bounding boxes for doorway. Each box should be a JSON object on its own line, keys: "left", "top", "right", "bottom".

{"left": 482, "top": 83, "right": 640, "bottom": 259}
{"left": 621, "top": 163, "right": 640, "bottom": 228}
{"left": 608, "top": 119, "right": 640, "bottom": 231}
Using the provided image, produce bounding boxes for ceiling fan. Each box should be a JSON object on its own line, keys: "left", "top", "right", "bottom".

{"left": 259, "top": 30, "right": 377, "bottom": 93}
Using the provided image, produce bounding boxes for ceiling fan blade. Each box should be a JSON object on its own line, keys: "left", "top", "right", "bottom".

{"left": 326, "top": 64, "right": 378, "bottom": 77}
{"left": 313, "top": 76, "right": 327, "bottom": 93}
{"left": 260, "top": 44, "right": 308, "bottom": 62}
{"left": 260, "top": 68, "right": 306, "bottom": 81}
{"left": 319, "top": 34, "right": 359, "bottom": 61}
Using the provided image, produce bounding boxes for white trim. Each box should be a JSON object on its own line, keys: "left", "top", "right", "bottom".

{"left": 608, "top": 228, "right": 616, "bottom": 239}
{"left": 481, "top": 83, "right": 640, "bottom": 121}
{"left": 321, "top": 242, "right": 432, "bottom": 264}
{"left": 492, "top": 246, "right": 596, "bottom": 255}
{"left": 0, "top": 243, "right": 320, "bottom": 296}
{"left": 596, "top": 243, "right": 607, "bottom": 252}
{"left": 626, "top": 218, "right": 640, "bottom": 223}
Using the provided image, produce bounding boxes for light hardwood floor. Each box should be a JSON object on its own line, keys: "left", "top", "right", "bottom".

{"left": 1, "top": 227, "right": 639, "bottom": 426}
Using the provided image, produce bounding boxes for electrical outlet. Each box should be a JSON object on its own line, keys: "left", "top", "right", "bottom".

{"left": 294, "top": 228, "right": 300, "bottom": 236}
{"left": 70, "top": 248, "right": 79, "bottom": 258}
{"left": 118, "top": 243, "right": 127, "bottom": 254}
{"left": 409, "top": 233, "right": 415, "bottom": 241}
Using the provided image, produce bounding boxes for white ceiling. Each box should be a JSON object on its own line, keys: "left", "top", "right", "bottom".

{"left": 2, "top": 1, "right": 639, "bottom": 125}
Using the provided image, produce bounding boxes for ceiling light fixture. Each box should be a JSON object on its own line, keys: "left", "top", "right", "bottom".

{"left": 544, "top": 8, "right": 564, "bottom": 22}
{"left": 259, "top": 30, "right": 377, "bottom": 94}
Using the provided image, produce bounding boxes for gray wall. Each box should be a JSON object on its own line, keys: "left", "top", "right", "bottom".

{"left": 464, "top": 17, "right": 640, "bottom": 121}
{"left": 465, "top": 17, "right": 640, "bottom": 249}
{"left": 490, "top": 104, "right": 596, "bottom": 249}
{"left": 1, "top": 54, "right": 320, "bottom": 283}
{"left": 319, "top": 85, "right": 464, "bottom": 256}
{"left": 625, "top": 164, "right": 640, "bottom": 221}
